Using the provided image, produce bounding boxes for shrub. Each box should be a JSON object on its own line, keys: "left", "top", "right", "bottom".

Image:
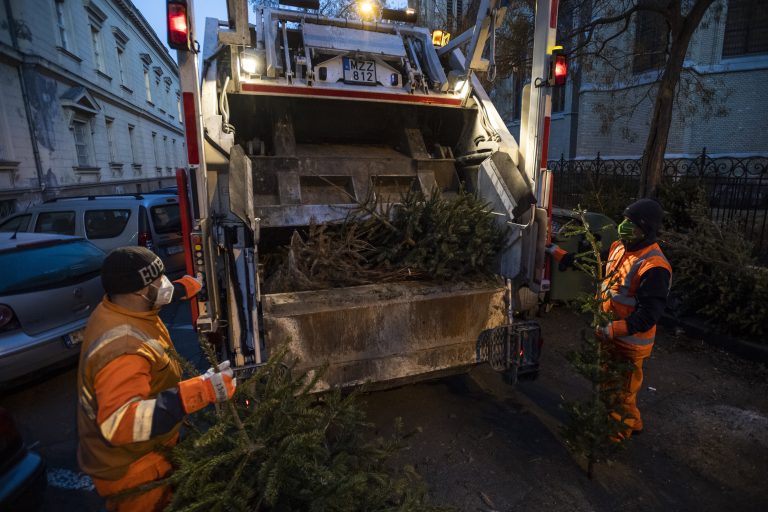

{"left": 660, "top": 182, "right": 768, "bottom": 341}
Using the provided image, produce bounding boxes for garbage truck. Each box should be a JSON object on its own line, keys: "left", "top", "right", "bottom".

{"left": 170, "top": 0, "right": 564, "bottom": 389}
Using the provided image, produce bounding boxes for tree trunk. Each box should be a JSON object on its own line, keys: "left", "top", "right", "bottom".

{"left": 638, "top": 0, "right": 715, "bottom": 198}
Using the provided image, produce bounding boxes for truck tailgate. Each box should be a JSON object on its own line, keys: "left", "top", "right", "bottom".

{"left": 262, "top": 281, "right": 506, "bottom": 390}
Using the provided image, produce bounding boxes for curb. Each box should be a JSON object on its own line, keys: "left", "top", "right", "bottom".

{"left": 659, "top": 314, "right": 768, "bottom": 364}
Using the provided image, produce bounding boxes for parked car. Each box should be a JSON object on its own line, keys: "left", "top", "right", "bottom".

{"left": 0, "top": 406, "right": 46, "bottom": 511}
{"left": 0, "top": 193, "right": 185, "bottom": 276}
{"left": 0, "top": 233, "right": 105, "bottom": 387}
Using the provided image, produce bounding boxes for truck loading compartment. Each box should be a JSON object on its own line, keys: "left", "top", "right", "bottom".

{"left": 176, "top": 0, "right": 561, "bottom": 388}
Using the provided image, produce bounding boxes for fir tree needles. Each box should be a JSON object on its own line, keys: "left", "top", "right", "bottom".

{"left": 163, "top": 349, "right": 448, "bottom": 512}
{"left": 558, "top": 209, "right": 634, "bottom": 478}
{"left": 265, "top": 188, "right": 505, "bottom": 293}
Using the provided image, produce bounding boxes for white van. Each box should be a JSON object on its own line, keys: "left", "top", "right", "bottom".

{"left": 0, "top": 193, "right": 185, "bottom": 276}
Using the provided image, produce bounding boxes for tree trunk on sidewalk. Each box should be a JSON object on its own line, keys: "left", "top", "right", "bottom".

{"left": 638, "top": 0, "right": 715, "bottom": 198}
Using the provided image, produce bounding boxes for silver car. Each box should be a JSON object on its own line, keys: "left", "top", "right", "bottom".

{"left": 0, "top": 233, "right": 104, "bottom": 387}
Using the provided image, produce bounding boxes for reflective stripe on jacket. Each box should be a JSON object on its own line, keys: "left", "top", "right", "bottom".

{"left": 601, "top": 241, "right": 672, "bottom": 346}
{"left": 77, "top": 298, "right": 182, "bottom": 481}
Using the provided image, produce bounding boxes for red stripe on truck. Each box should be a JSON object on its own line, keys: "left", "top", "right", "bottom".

{"left": 182, "top": 92, "right": 200, "bottom": 165}
{"left": 550, "top": 0, "right": 559, "bottom": 28}
{"left": 240, "top": 83, "right": 464, "bottom": 106}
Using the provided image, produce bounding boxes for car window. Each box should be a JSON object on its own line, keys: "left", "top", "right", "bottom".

{"left": 85, "top": 209, "right": 131, "bottom": 239}
{"left": 0, "top": 214, "right": 32, "bottom": 232}
{"left": 0, "top": 240, "right": 104, "bottom": 295}
{"left": 150, "top": 204, "right": 181, "bottom": 234}
{"left": 35, "top": 211, "right": 76, "bottom": 235}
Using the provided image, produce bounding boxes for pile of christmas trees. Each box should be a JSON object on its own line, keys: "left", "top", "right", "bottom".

{"left": 265, "top": 189, "right": 505, "bottom": 293}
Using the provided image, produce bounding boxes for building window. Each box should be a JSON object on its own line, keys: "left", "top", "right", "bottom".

{"left": 722, "top": 0, "right": 768, "bottom": 57}
{"left": 112, "top": 27, "right": 130, "bottom": 88}
{"left": 91, "top": 27, "right": 106, "bottom": 73}
{"left": 172, "top": 138, "right": 177, "bottom": 167}
{"left": 54, "top": 0, "right": 71, "bottom": 51}
{"left": 105, "top": 118, "right": 117, "bottom": 162}
{"left": 163, "top": 135, "right": 170, "bottom": 172}
{"left": 144, "top": 68, "right": 153, "bottom": 103}
{"left": 116, "top": 48, "right": 126, "bottom": 84}
{"left": 152, "top": 132, "right": 161, "bottom": 173}
{"left": 177, "top": 96, "right": 183, "bottom": 124}
{"left": 633, "top": 10, "right": 667, "bottom": 73}
{"left": 128, "top": 125, "right": 141, "bottom": 171}
{"left": 0, "top": 96, "right": 14, "bottom": 162}
{"left": 73, "top": 119, "right": 94, "bottom": 167}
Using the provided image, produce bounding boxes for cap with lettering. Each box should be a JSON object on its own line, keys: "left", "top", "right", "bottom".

{"left": 101, "top": 246, "right": 165, "bottom": 295}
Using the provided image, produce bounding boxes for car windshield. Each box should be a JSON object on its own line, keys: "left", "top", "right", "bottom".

{"left": 150, "top": 204, "right": 181, "bottom": 234}
{"left": 0, "top": 240, "right": 104, "bottom": 295}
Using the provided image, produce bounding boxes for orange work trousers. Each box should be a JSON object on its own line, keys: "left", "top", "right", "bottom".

{"left": 92, "top": 451, "right": 173, "bottom": 512}
{"left": 609, "top": 338, "right": 654, "bottom": 437}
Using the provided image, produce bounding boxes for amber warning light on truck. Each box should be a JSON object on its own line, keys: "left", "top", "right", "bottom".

{"left": 167, "top": 0, "right": 190, "bottom": 51}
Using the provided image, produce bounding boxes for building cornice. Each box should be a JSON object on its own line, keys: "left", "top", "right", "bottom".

{"left": 5, "top": 44, "right": 184, "bottom": 135}
{"left": 113, "top": 0, "right": 178, "bottom": 73}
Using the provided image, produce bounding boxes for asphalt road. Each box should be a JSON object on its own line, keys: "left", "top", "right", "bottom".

{"left": 2, "top": 303, "right": 768, "bottom": 511}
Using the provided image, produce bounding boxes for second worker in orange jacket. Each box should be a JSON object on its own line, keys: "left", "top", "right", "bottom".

{"left": 547, "top": 199, "right": 672, "bottom": 439}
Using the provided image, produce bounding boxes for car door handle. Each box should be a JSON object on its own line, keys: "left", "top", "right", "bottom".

{"left": 73, "top": 304, "right": 91, "bottom": 314}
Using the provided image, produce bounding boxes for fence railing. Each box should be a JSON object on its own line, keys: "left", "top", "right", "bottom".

{"left": 548, "top": 149, "right": 768, "bottom": 261}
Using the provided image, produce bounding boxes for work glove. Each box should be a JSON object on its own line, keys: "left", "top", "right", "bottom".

{"left": 545, "top": 243, "right": 575, "bottom": 271}
{"left": 173, "top": 275, "right": 203, "bottom": 301}
{"left": 178, "top": 361, "right": 237, "bottom": 414}
{"left": 596, "top": 320, "right": 628, "bottom": 340}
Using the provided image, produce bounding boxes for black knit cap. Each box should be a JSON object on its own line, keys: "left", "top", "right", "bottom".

{"left": 101, "top": 247, "right": 165, "bottom": 295}
{"left": 623, "top": 198, "right": 664, "bottom": 237}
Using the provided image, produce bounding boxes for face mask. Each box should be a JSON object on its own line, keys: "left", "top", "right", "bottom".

{"left": 618, "top": 219, "right": 643, "bottom": 244}
{"left": 141, "top": 275, "right": 174, "bottom": 309}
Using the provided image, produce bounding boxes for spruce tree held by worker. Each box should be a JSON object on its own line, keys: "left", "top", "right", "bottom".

{"left": 558, "top": 209, "right": 634, "bottom": 478}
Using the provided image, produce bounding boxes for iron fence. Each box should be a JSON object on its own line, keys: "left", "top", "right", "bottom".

{"left": 548, "top": 149, "right": 768, "bottom": 261}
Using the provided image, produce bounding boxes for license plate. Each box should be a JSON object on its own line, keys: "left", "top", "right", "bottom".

{"left": 166, "top": 244, "right": 184, "bottom": 255}
{"left": 342, "top": 58, "right": 376, "bottom": 85}
{"left": 64, "top": 328, "right": 85, "bottom": 348}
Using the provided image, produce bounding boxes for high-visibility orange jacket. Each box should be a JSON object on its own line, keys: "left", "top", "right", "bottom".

{"left": 600, "top": 240, "right": 672, "bottom": 347}
{"left": 77, "top": 298, "right": 184, "bottom": 481}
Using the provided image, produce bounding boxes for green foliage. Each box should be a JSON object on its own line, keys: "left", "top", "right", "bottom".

{"left": 265, "top": 188, "right": 505, "bottom": 292}
{"left": 163, "top": 351, "right": 447, "bottom": 512}
{"left": 559, "top": 209, "right": 634, "bottom": 478}
{"left": 659, "top": 182, "right": 768, "bottom": 340}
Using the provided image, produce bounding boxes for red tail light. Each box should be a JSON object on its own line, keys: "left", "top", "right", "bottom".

{"left": 167, "top": 1, "right": 190, "bottom": 51}
{"left": 138, "top": 231, "right": 154, "bottom": 251}
{"left": 0, "top": 304, "right": 20, "bottom": 333}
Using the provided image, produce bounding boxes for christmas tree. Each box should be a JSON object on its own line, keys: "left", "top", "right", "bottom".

{"left": 559, "top": 209, "right": 634, "bottom": 478}
{"left": 159, "top": 344, "right": 449, "bottom": 511}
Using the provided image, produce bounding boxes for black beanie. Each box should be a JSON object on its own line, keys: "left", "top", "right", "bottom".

{"left": 101, "top": 247, "right": 165, "bottom": 295}
{"left": 624, "top": 199, "right": 664, "bottom": 237}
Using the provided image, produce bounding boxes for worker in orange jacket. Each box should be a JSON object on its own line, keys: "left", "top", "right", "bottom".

{"left": 77, "top": 247, "right": 236, "bottom": 512}
{"left": 547, "top": 199, "right": 672, "bottom": 439}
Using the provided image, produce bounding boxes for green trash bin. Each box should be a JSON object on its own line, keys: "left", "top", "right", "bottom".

{"left": 549, "top": 208, "right": 618, "bottom": 302}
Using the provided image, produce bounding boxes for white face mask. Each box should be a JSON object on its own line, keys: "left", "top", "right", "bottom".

{"left": 142, "top": 275, "right": 175, "bottom": 309}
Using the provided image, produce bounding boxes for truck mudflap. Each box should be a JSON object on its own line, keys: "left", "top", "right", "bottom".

{"left": 261, "top": 281, "right": 506, "bottom": 390}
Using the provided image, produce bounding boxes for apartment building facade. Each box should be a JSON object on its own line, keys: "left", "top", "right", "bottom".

{"left": 0, "top": 0, "right": 186, "bottom": 216}
{"left": 498, "top": 0, "right": 768, "bottom": 160}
